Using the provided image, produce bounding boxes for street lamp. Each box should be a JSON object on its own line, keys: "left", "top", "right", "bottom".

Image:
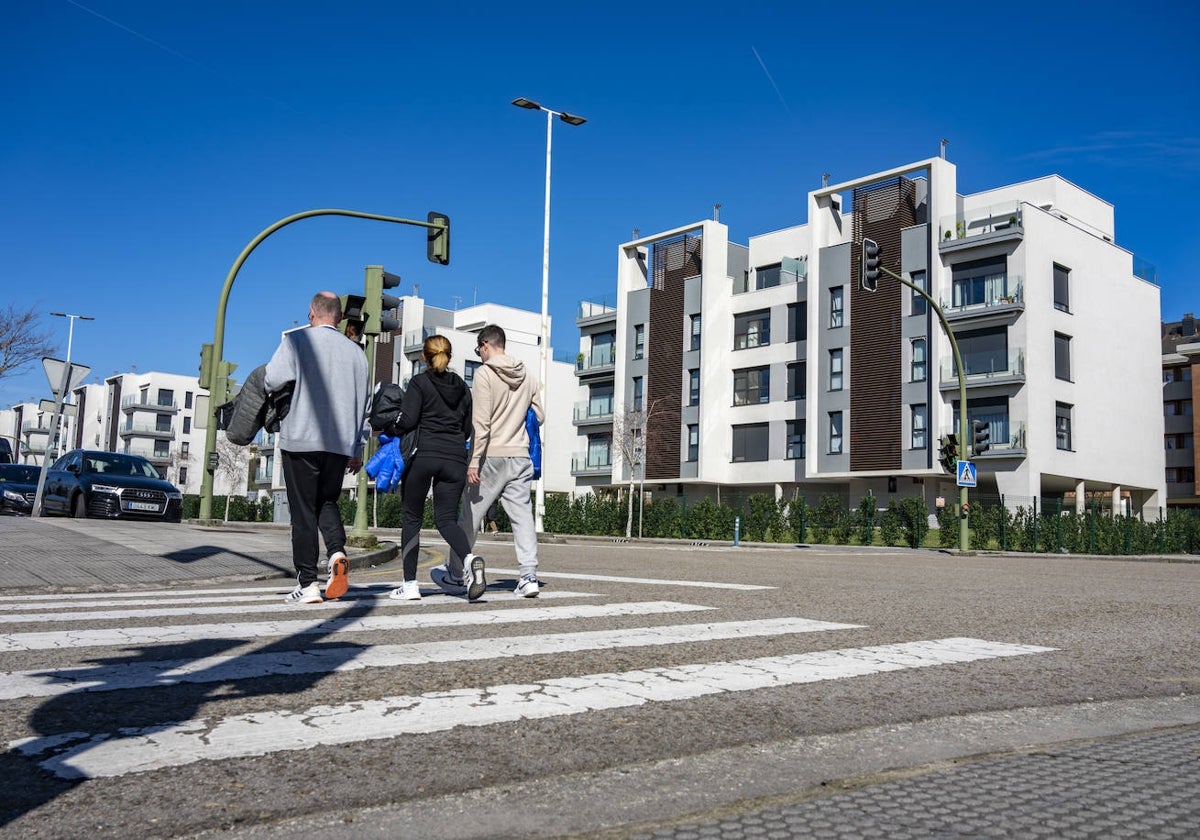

{"left": 511, "top": 96, "right": 587, "bottom": 533}
{"left": 50, "top": 311, "right": 94, "bottom": 457}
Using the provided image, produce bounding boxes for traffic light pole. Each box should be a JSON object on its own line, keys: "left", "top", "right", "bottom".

{"left": 879, "top": 265, "right": 970, "bottom": 553}
{"left": 198, "top": 209, "right": 447, "bottom": 522}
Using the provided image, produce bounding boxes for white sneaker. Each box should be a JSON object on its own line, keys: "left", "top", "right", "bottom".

{"left": 388, "top": 580, "right": 422, "bottom": 601}
{"left": 285, "top": 582, "right": 323, "bottom": 604}
{"left": 464, "top": 554, "right": 487, "bottom": 601}
{"left": 431, "top": 565, "right": 467, "bottom": 596}
{"left": 514, "top": 575, "right": 539, "bottom": 598}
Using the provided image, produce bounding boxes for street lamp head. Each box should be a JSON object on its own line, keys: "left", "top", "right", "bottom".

{"left": 511, "top": 97, "right": 541, "bottom": 110}
{"left": 558, "top": 112, "right": 587, "bottom": 126}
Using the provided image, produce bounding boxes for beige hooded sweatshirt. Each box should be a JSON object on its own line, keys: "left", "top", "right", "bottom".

{"left": 469, "top": 352, "right": 544, "bottom": 469}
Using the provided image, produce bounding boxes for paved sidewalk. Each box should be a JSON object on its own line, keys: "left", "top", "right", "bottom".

{"left": 2, "top": 517, "right": 397, "bottom": 590}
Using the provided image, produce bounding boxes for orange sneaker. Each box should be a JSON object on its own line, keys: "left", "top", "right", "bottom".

{"left": 324, "top": 552, "right": 349, "bottom": 600}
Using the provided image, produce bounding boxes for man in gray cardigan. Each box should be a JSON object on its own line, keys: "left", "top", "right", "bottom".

{"left": 265, "top": 292, "right": 370, "bottom": 604}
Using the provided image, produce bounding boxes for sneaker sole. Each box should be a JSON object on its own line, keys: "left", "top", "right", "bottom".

{"left": 325, "top": 556, "right": 349, "bottom": 600}
{"left": 466, "top": 557, "right": 487, "bottom": 601}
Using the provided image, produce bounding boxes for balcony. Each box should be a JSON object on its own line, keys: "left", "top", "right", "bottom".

{"left": 21, "top": 421, "right": 52, "bottom": 435}
{"left": 734, "top": 256, "right": 807, "bottom": 295}
{"left": 257, "top": 432, "right": 278, "bottom": 451}
{"left": 943, "top": 422, "right": 1027, "bottom": 457}
{"left": 577, "top": 300, "right": 617, "bottom": 326}
{"left": 571, "top": 453, "right": 612, "bottom": 476}
{"left": 939, "top": 350, "right": 1026, "bottom": 389}
{"left": 573, "top": 401, "right": 614, "bottom": 426}
{"left": 403, "top": 327, "right": 438, "bottom": 353}
{"left": 938, "top": 202, "right": 1024, "bottom": 253}
{"left": 119, "top": 423, "right": 175, "bottom": 440}
{"left": 942, "top": 277, "right": 1025, "bottom": 320}
{"left": 121, "top": 396, "right": 180, "bottom": 414}
{"left": 575, "top": 347, "right": 617, "bottom": 378}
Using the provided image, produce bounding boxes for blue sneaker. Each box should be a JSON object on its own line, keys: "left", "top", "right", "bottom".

{"left": 431, "top": 565, "right": 467, "bottom": 596}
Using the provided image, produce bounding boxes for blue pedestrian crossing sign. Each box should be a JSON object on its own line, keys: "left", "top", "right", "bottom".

{"left": 956, "top": 460, "right": 977, "bottom": 488}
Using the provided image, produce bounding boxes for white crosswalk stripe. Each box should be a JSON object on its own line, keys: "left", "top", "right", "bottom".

{"left": 3, "top": 575, "right": 1056, "bottom": 783}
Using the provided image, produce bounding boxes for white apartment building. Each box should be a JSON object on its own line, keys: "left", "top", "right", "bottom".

{"left": 0, "top": 371, "right": 244, "bottom": 497}
{"left": 575, "top": 157, "right": 1166, "bottom": 517}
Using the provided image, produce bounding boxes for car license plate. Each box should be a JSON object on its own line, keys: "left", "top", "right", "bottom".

{"left": 127, "top": 501, "right": 161, "bottom": 512}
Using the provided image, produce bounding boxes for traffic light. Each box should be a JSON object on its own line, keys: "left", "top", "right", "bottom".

{"left": 861, "top": 237, "right": 881, "bottom": 292}
{"left": 427, "top": 211, "right": 450, "bottom": 265}
{"left": 364, "top": 266, "right": 402, "bottom": 336}
{"left": 938, "top": 433, "right": 959, "bottom": 474}
{"left": 199, "top": 342, "right": 214, "bottom": 391}
{"left": 217, "top": 360, "right": 238, "bottom": 399}
{"left": 339, "top": 294, "right": 367, "bottom": 340}
{"left": 972, "top": 419, "right": 991, "bottom": 456}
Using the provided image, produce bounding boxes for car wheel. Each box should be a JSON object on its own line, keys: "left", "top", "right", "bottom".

{"left": 72, "top": 493, "right": 88, "bottom": 519}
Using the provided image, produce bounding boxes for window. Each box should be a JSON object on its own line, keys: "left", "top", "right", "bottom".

{"left": 179, "top": 466, "right": 188, "bottom": 485}
{"left": 829, "top": 412, "right": 843, "bottom": 454}
{"left": 1056, "top": 402, "right": 1073, "bottom": 450}
{"left": 787, "top": 302, "right": 807, "bottom": 342}
{"left": 733, "top": 366, "right": 770, "bottom": 405}
{"left": 1165, "top": 433, "right": 1194, "bottom": 450}
{"left": 829, "top": 349, "right": 843, "bottom": 391}
{"left": 154, "top": 439, "right": 170, "bottom": 458}
{"left": 632, "top": 376, "right": 643, "bottom": 411}
{"left": 786, "top": 420, "right": 806, "bottom": 459}
{"left": 182, "top": 416, "right": 191, "bottom": 434}
{"left": 732, "top": 423, "right": 769, "bottom": 462}
{"left": 687, "top": 424, "right": 699, "bottom": 462}
{"left": 951, "top": 257, "right": 1008, "bottom": 307}
{"left": 910, "top": 270, "right": 927, "bottom": 316}
{"left": 688, "top": 369, "right": 700, "bottom": 406}
{"left": 1164, "top": 366, "right": 1192, "bottom": 383}
{"left": 755, "top": 263, "right": 782, "bottom": 289}
{"left": 734, "top": 310, "right": 770, "bottom": 349}
{"left": 588, "top": 383, "right": 614, "bottom": 417}
{"left": 956, "top": 326, "right": 1009, "bottom": 376}
{"left": 787, "top": 362, "right": 806, "bottom": 401}
{"left": 185, "top": 392, "right": 194, "bottom": 409}
{"left": 690, "top": 314, "right": 702, "bottom": 351}
{"left": 587, "top": 433, "right": 612, "bottom": 468}
{"left": 1167, "top": 467, "right": 1196, "bottom": 483}
{"left": 590, "top": 331, "right": 617, "bottom": 366}
{"left": 411, "top": 359, "right": 427, "bottom": 376}
{"left": 155, "top": 414, "right": 172, "bottom": 433}
{"left": 157, "top": 388, "right": 174, "bottom": 407}
{"left": 1053, "top": 264, "right": 1070, "bottom": 312}
{"left": 911, "top": 404, "right": 927, "bottom": 450}
{"left": 829, "top": 287, "right": 844, "bottom": 328}
{"left": 911, "top": 339, "right": 927, "bottom": 382}
{"left": 953, "top": 396, "right": 1011, "bottom": 452}
{"left": 1054, "top": 333, "right": 1072, "bottom": 381}
{"left": 181, "top": 442, "right": 190, "bottom": 457}
{"left": 1166, "top": 400, "right": 1193, "bottom": 416}
{"left": 633, "top": 324, "right": 645, "bottom": 360}
{"left": 464, "top": 360, "right": 480, "bottom": 387}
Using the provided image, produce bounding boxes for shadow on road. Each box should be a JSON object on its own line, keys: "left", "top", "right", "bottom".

{"left": 1, "top": 595, "right": 380, "bottom": 828}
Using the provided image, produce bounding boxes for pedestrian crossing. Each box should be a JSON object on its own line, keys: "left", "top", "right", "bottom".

{"left": 4, "top": 570, "right": 1055, "bottom": 783}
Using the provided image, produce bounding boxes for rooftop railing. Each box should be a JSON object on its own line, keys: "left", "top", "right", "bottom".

{"left": 939, "top": 201, "right": 1023, "bottom": 244}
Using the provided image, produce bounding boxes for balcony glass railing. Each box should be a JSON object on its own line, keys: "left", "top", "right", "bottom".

{"left": 571, "top": 453, "right": 612, "bottom": 472}
{"left": 121, "top": 396, "right": 179, "bottom": 410}
{"left": 121, "top": 423, "right": 175, "bottom": 436}
{"left": 944, "top": 422, "right": 1026, "bottom": 452}
{"left": 939, "top": 201, "right": 1023, "bottom": 244}
{"left": 577, "top": 301, "right": 617, "bottom": 320}
{"left": 402, "top": 327, "right": 438, "bottom": 350}
{"left": 733, "top": 256, "right": 808, "bottom": 295}
{"left": 940, "top": 350, "right": 1026, "bottom": 382}
{"left": 940, "top": 277, "right": 1024, "bottom": 313}
{"left": 576, "top": 347, "right": 617, "bottom": 372}
{"left": 574, "top": 401, "right": 614, "bottom": 422}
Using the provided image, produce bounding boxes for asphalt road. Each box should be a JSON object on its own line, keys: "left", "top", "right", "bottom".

{"left": 2, "top": 518, "right": 1198, "bottom": 838}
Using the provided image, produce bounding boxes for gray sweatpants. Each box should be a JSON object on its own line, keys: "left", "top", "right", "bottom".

{"left": 450, "top": 456, "right": 539, "bottom": 579}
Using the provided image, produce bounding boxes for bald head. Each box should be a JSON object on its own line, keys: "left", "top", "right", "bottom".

{"left": 309, "top": 292, "right": 342, "bottom": 326}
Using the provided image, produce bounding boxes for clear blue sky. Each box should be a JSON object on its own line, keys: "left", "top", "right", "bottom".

{"left": 3, "top": 0, "right": 1198, "bottom": 409}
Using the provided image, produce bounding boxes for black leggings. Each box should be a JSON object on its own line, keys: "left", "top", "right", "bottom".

{"left": 399, "top": 455, "right": 473, "bottom": 582}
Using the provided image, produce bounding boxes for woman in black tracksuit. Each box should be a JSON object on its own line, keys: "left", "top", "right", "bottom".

{"left": 388, "top": 335, "right": 477, "bottom": 601}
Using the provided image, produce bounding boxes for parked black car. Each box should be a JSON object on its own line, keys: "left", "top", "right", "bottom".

{"left": 0, "top": 463, "right": 40, "bottom": 515}
{"left": 41, "top": 449, "right": 183, "bottom": 522}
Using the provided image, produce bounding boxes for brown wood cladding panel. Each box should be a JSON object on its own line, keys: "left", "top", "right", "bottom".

{"left": 849, "top": 178, "right": 916, "bottom": 472}
{"left": 645, "top": 235, "right": 699, "bottom": 479}
{"left": 374, "top": 333, "right": 396, "bottom": 384}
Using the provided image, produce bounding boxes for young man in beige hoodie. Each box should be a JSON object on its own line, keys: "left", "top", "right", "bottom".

{"left": 435, "top": 324, "right": 545, "bottom": 597}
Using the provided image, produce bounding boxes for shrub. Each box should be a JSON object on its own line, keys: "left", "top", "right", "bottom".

{"left": 879, "top": 499, "right": 903, "bottom": 547}
{"left": 857, "top": 493, "right": 876, "bottom": 546}
{"left": 899, "top": 497, "right": 928, "bottom": 548}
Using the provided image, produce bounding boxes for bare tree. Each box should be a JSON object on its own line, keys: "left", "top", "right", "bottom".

{"left": 611, "top": 397, "right": 673, "bottom": 539}
{"left": 0, "top": 304, "right": 59, "bottom": 382}
{"left": 214, "top": 434, "right": 251, "bottom": 521}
